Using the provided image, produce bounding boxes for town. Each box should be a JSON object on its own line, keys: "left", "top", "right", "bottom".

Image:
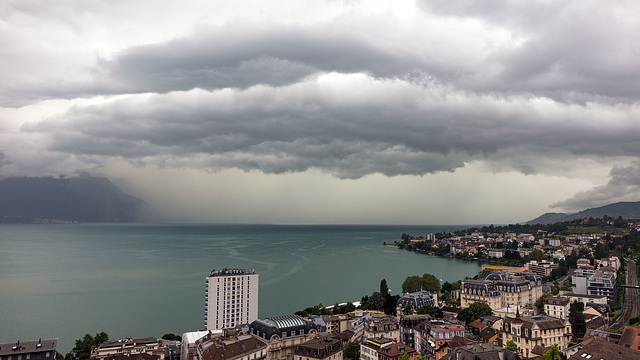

{"left": 4, "top": 217, "right": 640, "bottom": 360}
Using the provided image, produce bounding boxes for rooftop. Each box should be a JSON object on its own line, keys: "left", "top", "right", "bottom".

{"left": 0, "top": 339, "right": 58, "bottom": 356}
{"left": 209, "top": 268, "right": 256, "bottom": 277}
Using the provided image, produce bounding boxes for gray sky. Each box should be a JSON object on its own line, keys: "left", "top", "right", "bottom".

{"left": 1, "top": 0, "right": 640, "bottom": 224}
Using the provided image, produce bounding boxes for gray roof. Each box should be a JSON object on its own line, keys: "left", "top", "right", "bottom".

{"left": 0, "top": 339, "right": 58, "bottom": 356}
{"left": 249, "top": 314, "right": 320, "bottom": 340}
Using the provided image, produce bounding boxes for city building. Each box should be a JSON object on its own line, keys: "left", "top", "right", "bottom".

{"left": 196, "top": 330, "right": 267, "bottom": 360}
{"left": 248, "top": 314, "right": 322, "bottom": 360}
{"left": 182, "top": 331, "right": 219, "bottom": 360}
{"left": 502, "top": 313, "right": 571, "bottom": 359}
{"left": 0, "top": 339, "right": 58, "bottom": 360}
{"left": 205, "top": 268, "right": 259, "bottom": 330}
{"left": 571, "top": 269, "right": 618, "bottom": 303}
{"left": 461, "top": 272, "right": 542, "bottom": 311}
{"left": 440, "top": 344, "right": 521, "bottom": 360}
{"left": 544, "top": 297, "right": 570, "bottom": 319}
{"left": 525, "top": 260, "right": 558, "bottom": 278}
{"left": 569, "top": 336, "right": 639, "bottom": 359}
{"left": 363, "top": 315, "right": 400, "bottom": 342}
{"left": 92, "top": 338, "right": 161, "bottom": 359}
{"left": 377, "top": 343, "right": 417, "bottom": 360}
{"left": 460, "top": 281, "right": 502, "bottom": 310}
{"left": 360, "top": 338, "right": 393, "bottom": 360}
{"left": 293, "top": 335, "right": 343, "bottom": 360}
{"left": 396, "top": 291, "right": 435, "bottom": 314}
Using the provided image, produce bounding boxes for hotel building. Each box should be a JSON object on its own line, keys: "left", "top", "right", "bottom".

{"left": 205, "top": 268, "right": 259, "bottom": 330}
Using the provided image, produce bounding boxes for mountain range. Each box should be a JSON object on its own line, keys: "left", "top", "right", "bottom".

{"left": 0, "top": 176, "right": 150, "bottom": 223}
{"left": 526, "top": 201, "right": 640, "bottom": 224}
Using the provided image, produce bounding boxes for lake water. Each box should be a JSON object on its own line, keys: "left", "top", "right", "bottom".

{"left": 0, "top": 223, "right": 483, "bottom": 352}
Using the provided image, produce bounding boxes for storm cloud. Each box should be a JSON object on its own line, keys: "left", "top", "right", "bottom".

{"left": 1, "top": 0, "right": 639, "bottom": 223}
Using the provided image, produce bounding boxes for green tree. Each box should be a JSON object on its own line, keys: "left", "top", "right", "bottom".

{"left": 457, "top": 302, "right": 493, "bottom": 324}
{"left": 441, "top": 281, "right": 452, "bottom": 294}
{"left": 367, "top": 292, "right": 385, "bottom": 311}
{"left": 161, "top": 333, "right": 182, "bottom": 341}
{"left": 569, "top": 301, "right": 586, "bottom": 338}
{"left": 380, "top": 279, "right": 390, "bottom": 298}
{"left": 529, "top": 250, "right": 545, "bottom": 261}
{"left": 542, "top": 344, "right": 560, "bottom": 360}
{"left": 398, "top": 354, "right": 410, "bottom": 360}
{"left": 72, "top": 332, "right": 109, "bottom": 360}
{"left": 402, "top": 274, "right": 440, "bottom": 293}
{"left": 594, "top": 243, "right": 609, "bottom": 259}
{"left": 504, "top": 340, "right": 519, "bottom": 353}
{"left": 344, "top": 341, "right": 360, "bottom": 360}
{"left": 535, "top": 293, "right": 550, "bottom": 314}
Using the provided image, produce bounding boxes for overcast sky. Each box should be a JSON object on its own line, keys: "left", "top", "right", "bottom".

{"left": 2, "top": 0, "right": 640, "bottom": 224}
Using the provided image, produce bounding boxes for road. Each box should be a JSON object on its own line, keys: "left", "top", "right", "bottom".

{"left": 609, "top": 259, "right": 639, "bottom": 330}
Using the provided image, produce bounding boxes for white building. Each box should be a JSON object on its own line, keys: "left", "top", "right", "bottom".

{"left": 205, "top": 268, "right": 259, "bottom": 330}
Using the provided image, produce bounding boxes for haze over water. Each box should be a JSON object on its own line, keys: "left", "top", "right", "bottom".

{"left": 0, "top": 223, "right": 483, "bottom": 352}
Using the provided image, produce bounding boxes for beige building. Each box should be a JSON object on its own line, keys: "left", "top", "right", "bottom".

{"left": 362, "top": 315, "right": 400, "bottom": 342}
{"left": 544, "top": 297, "right": 570, "bottom": 319}
{"left": 525, "top": 260, "right": 558, "bottom": 278}
{"left": 92, "top": 338, "right": 162, "bottom": 359}
{"left": 502, "top": 314, "right": 571, "bottom": 359}
{"left": 460, "top": 281, "right": 502, "bottom": 310}
{"left": 196, "top": 331, "right": 267, "bottom": 360}
{"left": 248, "top": 315, "right": 322, "bottom": 360}
{"left": 293, "top": 335, "right": 343, "bottom": 360}
{"left": 461, "top": 272, "right": 543, "bottom": 311}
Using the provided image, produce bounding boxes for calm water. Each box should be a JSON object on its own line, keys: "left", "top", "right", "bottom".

{"left": 0, "top": 223, "right": 483, "bottom": 352}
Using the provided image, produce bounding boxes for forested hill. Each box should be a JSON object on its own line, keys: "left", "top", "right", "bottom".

{"left": 527, "top": 201, "right": 640, "bottom": 224}
{"left": 0, "top": 176, "right": 150, "bottom": 223}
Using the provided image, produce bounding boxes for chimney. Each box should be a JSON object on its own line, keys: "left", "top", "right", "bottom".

{"left": 498, "top": 349, "right": 505, "bottom": 360}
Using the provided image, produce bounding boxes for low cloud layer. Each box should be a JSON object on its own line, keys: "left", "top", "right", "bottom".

{"left": 2, "top": 0, "right": 639, "bottom": 222}
{"left": 552, "top": 161, "right": 640, "bottom": 211}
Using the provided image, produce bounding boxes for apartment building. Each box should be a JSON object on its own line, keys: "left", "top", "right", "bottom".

{"left": 205, "top": 268, "right": 259, "bottom": 330}
{"left": 248, "top": 314, "right": 322, "bottom": 360}
{"left": 0, "top": 339, "right": 58, "bottom": 360}
{"left": 461, "top": 272, "right": 542, "bottom": 311}
{"left": 502, "top": 314, "right": 571, "bottom": 359}
{"left": 544, "top": 297, "right": 570, "bottom": 319}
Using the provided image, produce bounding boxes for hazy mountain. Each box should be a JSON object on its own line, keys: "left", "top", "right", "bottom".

{"left": 0, "top": 176, "right": 151, "bottom": 223}
{"left": 526, "top": 201, "right": 640, "bottom": 224}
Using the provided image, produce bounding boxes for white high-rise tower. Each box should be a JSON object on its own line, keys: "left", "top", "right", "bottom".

{"left": 205, "top": 268, "right": 258, "bottom": 330}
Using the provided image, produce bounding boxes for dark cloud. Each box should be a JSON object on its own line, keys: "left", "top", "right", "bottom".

{"left": 552, "top": 161, "right": 640, "bottom": 210}
{"left": 4, "top": 1, "right": 640, "bottom": 108}
{"left": 418, "top": 0, "right": 640, "bottom": 103}
{"left": 21, "top": 80, "right": 640, "bottom": 179}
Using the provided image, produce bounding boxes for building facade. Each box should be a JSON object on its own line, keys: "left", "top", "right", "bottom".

{"left": 0, "top": 339, "right": 58, "bottom": 360}
{"left": 206, "top": 268, "right": 259, "bottom": 330}
{"left": 92, "top": 338, "right": 161, "bottom": 359}
{"left": 248, "top": 314, "right": 322, "bottom": 360}
{"left": 502, "top": 314, "right": 571, "bottom": 359}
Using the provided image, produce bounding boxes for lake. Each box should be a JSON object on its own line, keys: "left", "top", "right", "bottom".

{"left": 0, "top": 223, "right": 483, "bottom": 352}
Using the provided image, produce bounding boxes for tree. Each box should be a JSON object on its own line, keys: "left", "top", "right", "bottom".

{"left": 569, "top": 301, "right": 586, "bottom": 338}
{"left": 399, "top": 354, "right": 410, "bottom": 360}
{"left": 161, "top": 333, "right": 182, "bottom": 341}
{"left": 402, "top": 274, "right": 440, "bottom": 293}
{"left": 542, "top": 344, "right": 560, "bottom": 360}
{"left": 504, "top": 340, "right": 519, "bottom": 353}
{"left": 594, "top": 243, "right": 609, "bottom": 259}
{"left": 441, "top": 281, "right": 452, "bottom": 294}
{"left": 367, "top": 292, "right": 385, "bottom": 311}
{"left": 380, "top": 279, "right": 390, "bottom": 298}
{"left": 72, "top": 332, "right": 109, "bottom": 360}
{"left": 529, "top": 250, "right": 545, "bottom": 261}
{"left": 344, "top": 341, "right": 360, "bottom": 360}
{"left": 457, "top": 302, "right": 493, "bottom": 324}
